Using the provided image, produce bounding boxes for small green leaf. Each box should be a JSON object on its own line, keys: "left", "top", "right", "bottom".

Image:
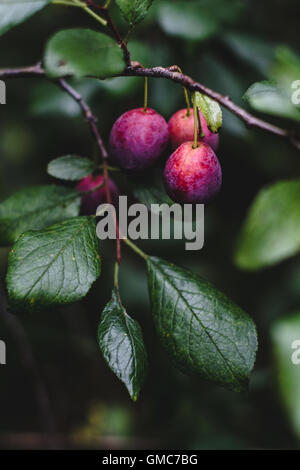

{"left": 243, "top": 81, "right": 300, "bottom": 123}
{"left": 98, "top": 289, "right": 147, "bottom": 401}
{"left": 7, "top": 216, "right": 101, "bottom": 313}
{"left": 116, "top": 0, "right": 154, "bottom": 26}
{"left": 0, "top": 0, "right": 50, "bottom": 37}
{"left": 44, "top": 29, "right": 125, "bottom": 79}
{"left": 47, "top": 155, "right": 95, "bottom": 181}
{"left": 271, "top": 312, "right": 300, "bottom": 438}
{"left": 193, "top": 92, "right": 223, "bottom": 133}
{"left": 0, "top": 185, "right": 80, "bottom": 246}
{"left": 235, "top": 180, "right": 300, "bottom": 270}
{"left": 147, "top": 257, "right": 257, "bottom": 392}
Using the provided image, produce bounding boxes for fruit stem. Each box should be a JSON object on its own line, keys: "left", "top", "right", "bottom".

{"left": 52, "top": 0, "right": 83, "bottom": 6}
{"left": 123, "top": 238, "right": 148, "bottom": 261}
{"left": 72, "top": 0, "right": 107, "bottom": 26}
{"left": 184, "top": 87, "right": 191, "bottom": 117}
{"left": 114, "top": 261, "right": 123, "bottom": 304}
{"left": 114, "top": 261, "right": 119, "bottom": 289}
{"left": 193, "top": 93, "right": 198, "bottom": 149}
{"left": 197, "top": 107, "right": 204, "bottom": 138}
{"left": 175, "top": 66, "right": 191, "bottom": 116}
{"left": 143, "top": 77, "right": 148, "bottom": 112}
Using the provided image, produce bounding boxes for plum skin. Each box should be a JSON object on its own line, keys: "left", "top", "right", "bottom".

{"left": 163, "top": 141, "right": 222, "bottom": 204}
{"left": 168, "top": 108, "right": 219, "bottom": 151}
{"left": 109, "top": 107, "right": 169, "bottom": 171}
{"left": 76, "top": 174, "right": 119, "bottom": 215}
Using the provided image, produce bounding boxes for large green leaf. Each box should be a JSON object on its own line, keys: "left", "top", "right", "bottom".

{"left": 243, "top": 81, "right": 300, "bottom": 123}
{"left": 0, "top": 185, "right": 80, "bottom": 246}
{"left": 271, "top": 312, "right": 300, "bottom": 438}
{"left": 116, "top": 0, "right": 154, "bottom": 26}
{"left": 147, "top": 257, "right": 257, "bottom": 392}
{"left": 7, "top": 217, "right": 101, "bottom": 313}
{"left": 98, "top": 289, "right": 147, "bottom": 401}
{"left": 0, "top": 0, "right": 50, "bottom": 37}
{"left": 44, "top": 29, "right": 125, "bottom": 79}
{"left": 193, "top": 92, "right": 223, "bottom": 133}
{"left": 47, "top": 155, "right": 95, "bottom": 181}
{"left": 235, "top": 180, "right": 300, "bottom": 270}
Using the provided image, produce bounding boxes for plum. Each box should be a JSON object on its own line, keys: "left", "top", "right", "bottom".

{"left": 76, "top": 174, "right": 119, "bottom": 214}
{"left": 109, "top": 107, "right": 169, "bottom": 171}
{"left": 168, "top": 108, "right": 219, "bottom": 151}
{"left": 164, "top": 141, "right": 222, "bottom": 204}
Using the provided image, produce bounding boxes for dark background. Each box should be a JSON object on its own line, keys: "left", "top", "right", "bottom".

{"left": 1, "top": 0, "right": 300, "bottom": 450}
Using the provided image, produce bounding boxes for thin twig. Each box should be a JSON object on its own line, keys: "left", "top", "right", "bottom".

{"left": 0, "top": 62, "right": 44, "bottom": 78}
{"left": 91, "top": 1, "right": 131, "bottom": 66}
{"left": 56, "top": 79, "right": 122, "bottom": 263}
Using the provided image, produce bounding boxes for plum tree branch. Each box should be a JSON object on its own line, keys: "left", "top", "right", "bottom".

{"left": 0, "top": 62, "right": 299, "bottom": 150}
{"left": 124, "top": 64, "right": 300, "bottom": 150}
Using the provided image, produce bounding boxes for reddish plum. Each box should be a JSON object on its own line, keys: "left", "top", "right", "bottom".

{"left": 168, "top": 108, "right": 219, "bottom": 151}
{"left": 164, "top": 141, "right": 222, "bottom": 204}
{"left": 109, "top": 108, "right": 169, "bottom": 171}
{"left": 76, "top": 174, "right": 118, "bottom": 215}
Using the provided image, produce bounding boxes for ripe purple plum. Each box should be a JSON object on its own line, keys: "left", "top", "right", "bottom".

{"left": 76, "top": 174, "right": 119, "bottom": 215}
{"left": 164, "top": 141, "right": 222, "bottom": 204}
{"left": 109, "top": 108, "right": 169, "bottom": 171}
{"left": 168, "top": 108, "right": 219, "bottom": 151}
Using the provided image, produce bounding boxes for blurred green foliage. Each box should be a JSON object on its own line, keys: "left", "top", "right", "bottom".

{"left": 1, "top": 0, "right": 300, "bottom": 450}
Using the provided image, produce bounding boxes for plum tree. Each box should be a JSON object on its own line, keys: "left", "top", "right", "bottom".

{"left": 7, "top": 0, "right": 298, "bottom": 403}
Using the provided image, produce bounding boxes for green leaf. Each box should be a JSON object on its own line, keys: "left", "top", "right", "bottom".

{"left": 147, "top": 257, "right": 257, "bottom": 392}
{"left": 116, "top": 0, "right": 154, "bottom": 26}
{"left": 224, "top": 33, "right": 275, "bottom": 76}
{"left": 7, "top": 216, "right": 101, "bottom": 313}
{"left": 98, "top": 289, "right": 147, "bottom": 401}
{"left": 193, "top": 92, "right": 222, "bottom": 133}
{"left": 271, "top": 46, "right": 300, "bottom": 90}
{"left": 44, "top": 29, "right": 125, "bottom": 79}
{"left": 129, "top": 171, "right": 172, "bottom": 208}
{"left": 47, "top": 155, "right": 95, "bottom": 181}
{"left": 271, "top": 312, "right": 300, "bottom": 438}
{"left": 158, "top": 2, "right": 218, "bottom": 41}
{"left": 243, "top": 81, "right": 300, "bottom": 123}
{"left": 234, "top": 180, "right": 300, "bottom": 271}
{"left": 0, "top": 0, "right": 50, "bottom": 37}
{"left": 0, "top": 185, "right": 81, "bottom": 246}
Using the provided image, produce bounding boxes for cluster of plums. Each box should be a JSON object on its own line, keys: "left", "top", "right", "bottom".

{"left": 77, "top": 106, "right": 222, "bottom": 213}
